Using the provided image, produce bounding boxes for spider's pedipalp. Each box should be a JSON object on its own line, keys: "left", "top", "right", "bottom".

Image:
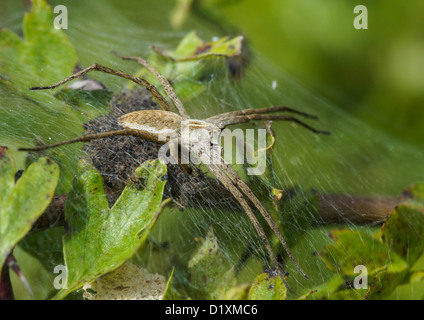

{"left": 29, "top": 63, "right": 173, "bottom": 113}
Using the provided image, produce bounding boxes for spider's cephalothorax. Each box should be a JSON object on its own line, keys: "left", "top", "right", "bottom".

{"left": 20, "top": 52, "right": 330, "bottom": 284}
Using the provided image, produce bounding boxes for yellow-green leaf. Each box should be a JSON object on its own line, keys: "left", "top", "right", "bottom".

{"left": 158, "top": 31, "right": 243, "bottom": 62}
{"left": 381, "top": 205, "right": 424, "bottom": 266}
{"left": 248, "top": 270, "right": 287, "bottom": 300}
{"left": 54, "top": 159, "right": 168, "bottom": 299}
{"left": 187, "top": 227, "right": 236, "bottom": 299}
{"left": 0, "top": 148, "right": 59, "bottom": 269}
{"left": 319, "top": 229, "right": 407, "bottom": 277}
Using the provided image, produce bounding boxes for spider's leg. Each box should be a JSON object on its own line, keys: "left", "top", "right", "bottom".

{"left": 18, "top": 129, "right": 166, "bottom": 152}
{"left": 113, "top": 52, "right": 189, "bottom": 119}
{"left": 215, "top": 158, "right": 308, "bottom": 279}
{"left": 213, "top": 114, "right": 330, "bottom": 135}
{"left": 206, "top": 106, "right": 318, "bottom": 124}
{"left": 202, "top": 159, "right": 289, "bottom": 283}
{"left": 30, "top": 64, "right": 173, "bottom": 113}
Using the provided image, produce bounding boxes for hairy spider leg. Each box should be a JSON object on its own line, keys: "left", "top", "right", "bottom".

{"left": 29, "top": 64, "right": 173, "bottom": 113}
{"left": 216, "top": 158, "right": 308, "bottom": 279}
{"left": 202, "top": 159, "right": 290, "bottom": 285}
{"left": 206, "top": 105, "right": 319, "bottom": 124}
{"left": 113, "top": 52, "right": 188, "bottom": 119}
{"left": 213, "top": 114, "right": 331, "bottom": 135}
{"left": 18, "top": 129, "right": 167, "bottom": 152}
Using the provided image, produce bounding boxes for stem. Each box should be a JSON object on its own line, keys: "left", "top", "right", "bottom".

{"left": 0, "top": 255, "right": 14, "bottom": 300}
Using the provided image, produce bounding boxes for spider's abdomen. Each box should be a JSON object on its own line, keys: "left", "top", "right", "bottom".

{"left": 118, "top": 110, "right": 182, "bottom": 136}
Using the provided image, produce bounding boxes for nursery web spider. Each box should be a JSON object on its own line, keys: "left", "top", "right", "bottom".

{"left": 20, "top": 52, "right": 330, "bottom": 282}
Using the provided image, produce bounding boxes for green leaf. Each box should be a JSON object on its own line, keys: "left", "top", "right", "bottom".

{"left": 0, "top": 0, "right": 77, "bottom": 89}
{"left": 300, "top": 275, "right": 344, "bottom": 300}
{"left": 319, "top": 229, "right": 407, "bottom": 276}
{"left": 158, "top": 31, "right": 243, "bottom": 62}
{"left": 0, "top": 147, "right": 59, "bottom": 269}
{"left": 128, "top": 31, "right": 243, "bottom": 102}
{"left": 54, "top": 159, "right": 168, "bottom": 299}
{"left": 0, "top": 0, "right": 85, "bottom": 193}
{"left": 19, "top": 227, "right": 65, "bottom": 275}
{"left": 365, "top": 270, "right": 409, "bottom": 300}
{"left": 315, "top": 204, "right": 424, "bottom": 299}
{"left": 248, "top": 271, "right": 287, "bottom": 300}
{"left": 381, "top": 205, "right": 424, "bottom": 266}
{"left": 187, "top": 227, "right": 236, "bottom": 299}
{"left": 221, "top": 283, "right": 250, "bottom": 300}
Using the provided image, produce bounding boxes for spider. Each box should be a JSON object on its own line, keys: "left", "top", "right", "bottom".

{"left": 20, "top": 52, "right": 330, "bottom": 283}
